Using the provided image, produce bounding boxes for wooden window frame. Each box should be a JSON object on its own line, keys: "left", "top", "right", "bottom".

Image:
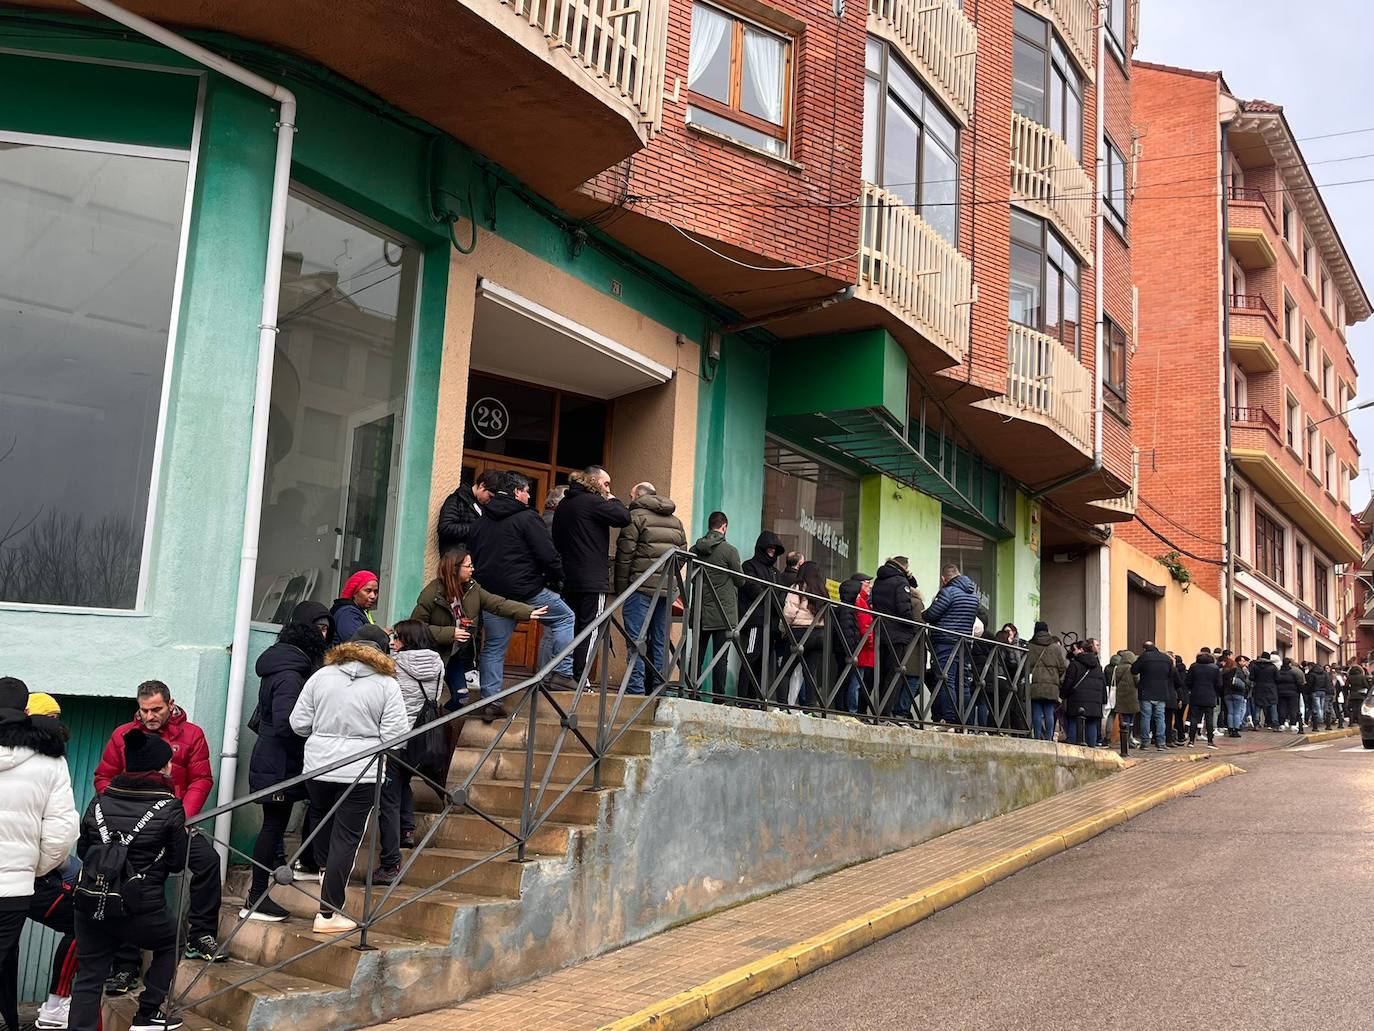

{"left": 687, "top": 2, "right": 793, "bottom": 145}
{"left": 1255, "top": 507, "right": 1285, "bottom": 586}
{"left": 1103, "top": 313, "right": 1128, "bottom": 412}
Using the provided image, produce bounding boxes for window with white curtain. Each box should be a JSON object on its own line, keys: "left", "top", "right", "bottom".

{"left": 686, "top": 2, "right": 791, "bottom": 157}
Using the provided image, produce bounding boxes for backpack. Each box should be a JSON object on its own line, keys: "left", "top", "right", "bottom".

{"left": 403, "top": 670, "right": 451, "bottom": 789}
{"left": 74, "top": 797, "right": 174, "bottom": 920}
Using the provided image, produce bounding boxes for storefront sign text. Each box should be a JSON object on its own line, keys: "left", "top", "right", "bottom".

{"left": 799, "top": 507, "right": 850, "bottom": 560}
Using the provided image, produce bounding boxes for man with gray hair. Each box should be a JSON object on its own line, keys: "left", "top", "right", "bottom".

{"left": 615, "top": 482, "right": 686, "bottom": 694}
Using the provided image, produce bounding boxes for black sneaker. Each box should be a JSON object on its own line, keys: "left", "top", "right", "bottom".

{"left": 104, "top": 969, "right": 140, "bottom": 996}
{"left": 239, "top": 892, "right": 290, "bottom": 922}
{"left": 479, "top": 701, "right": 508, "bottom": 723}
{"left": 184, "top": 933, "right": 226, "bottom": 962}
{"left": 400, "top": 833, "right": 417, "bottom": 850}
{"left": 292, "top": 859, "right": 323, "bottom": 882}
{"left": 371, "top": 865, "right": 401, "bottom": 885}
{"left": 130, "top": 1008, "right": 185, "bottom": 1031}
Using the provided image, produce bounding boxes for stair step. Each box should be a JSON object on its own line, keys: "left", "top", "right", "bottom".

{"left": 534, "top": 691, "right": 659, "bottom": 725}
{"left": 103, "top": 996, "right": 231, "bottom": 1031}
{"left": 411, "top": 810, "right": 583, "bottom": 856}
{"left": 459, "top": 717, "right": 656, "bottom": 757}
{"left": 381, "top": 846, "right": 558, "bottom": 895}
{"left": 415, "top": 778, "right": 607, "bottom": 824}
{"left": 449, "top": 745, "right": 629, "bottom": 787}
{"left": 166, "top": 957, "right": 340, "bottom": 1031}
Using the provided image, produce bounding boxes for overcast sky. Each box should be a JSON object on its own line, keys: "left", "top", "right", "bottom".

{"left": 1137, "top": 0, "right": 1374, "bottom": 508}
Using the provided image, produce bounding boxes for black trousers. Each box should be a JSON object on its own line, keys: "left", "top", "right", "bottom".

{"left": 1189, "top": 706, "right": 1215, "bottom": 743}
{"left": 737, "top": 623, "right": 771, "bottom": 704}
{"left": 1167, "top": 707, "right": 1187, "bottom": 742}
{"left": 112, "top": 831, "right": 219, "bottom": 974}
{"left": 380, "top": 756, "right": 417, "bottom": 869}
{"left": 71, "top": 909, "right": 178, "bottom": 1031}
{"left": 30, "top": 874, "right": 76, "bottom": 998}
{"left": 251, "top": 799, "right": 295, "bottom": 896}
{"left": 565, "top": 590, "right": 606, "bottom": 681}
{"left": 308, "top": 780, "right": 376, "bottom": 915}
{"left": 699, "top": 628, "right": 730, "bottom": 699}
{"left": 1281, "top": 696, "right": 1302, "bottom": 726}
{"left": 0, "top": 904, "right": 26, "bottom": 1031}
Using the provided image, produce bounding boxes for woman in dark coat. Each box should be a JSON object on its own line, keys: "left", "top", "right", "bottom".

{"left": 1276, "top": 659, "right": 1305, "bottom": 731}
{"left": 1249, "top": 653, "right": 1280, "bottom": 729}
{"left": 869, "top": 557, "right": 926, "bottom": 720}
{"left": 1185, "top": 649, "right": 1221, "bottom": 747}
{"left": 1168, "top": 654, "right": 1189, "bottom": 747}
{"left": 244, "top": 601, "right": 330, "bottom": 919}
{"left": 1060, "top": 646, "right": 1108, "bottom": 747}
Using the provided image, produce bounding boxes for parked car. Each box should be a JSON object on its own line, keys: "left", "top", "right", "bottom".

{"left": 1361, "top": 693, "right": 1374, "bottom": 749}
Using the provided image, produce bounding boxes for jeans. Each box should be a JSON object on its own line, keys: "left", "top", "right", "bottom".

{"left": 1225, "top": 694, "right": 1248, "bottom": 731}
{"left": 1263, "top": 702, "right": 1280, "bottom": 728}
{"left": 479, "top": 587, "right": 574, "bottom": 697}
{"left": 444, "top": 651, "right": 470, "bottom": 712}
{"left": 71, "top": 909, "right": 178, "bottom": 1031}
{"left": 1310, "top": 691, "right": 1326, "bottom": 725}
{"left": 1065, "top": 718, "right": 1100, "bottom": 747}
{"left": 846, "top": 671, "right": 863, "bottom": 715}
{"left": 933, "top": 643, "right": 960, "bottom": 721}
{"left": 623, "top": 592, "right": 668, "bottom": 695}
{"left": 1141, "top": 699, "right": 1167, "bottom": 745}
{"left": 1031, "top": 698, "right": 1058, "bottom": 741}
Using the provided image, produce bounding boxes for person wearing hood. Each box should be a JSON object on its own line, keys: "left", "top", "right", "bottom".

{"left": 552, "top": 466, "right": 632, "bottom": 681}
{"left": 690, "top": 512, "right": 743, "bottom": 700}
{"left": 1249, "top": 652, "right": 1281, "bottom": 730}
{"left": 1224, "top": 655, "right": 1250, "bottom": 738}
{"left": 615, "top": 483, "right": 688, "bottom": 695}
{"left": 436, "top": 468, "right": 499, "bottom": 556}
{"left": 93, "top": 681, "right": 222, "bottom": 973}
{"left": 243, "top": 601, "right": 331, "bottom": 921}
{"left": 375, "top": 620, "right": 447, "bottom": 884}
{"left": 1166, "top": 653, "right": 1188, "bottom": 747}
{"left": 837, "top": 572, "right": 874, "bottom": 715}
{"left": 0, "top": 678, "right": 78, "bottom": 1031}
{"left": 331, "top": 569, "right": 381, "bottom": 646}
{"left": 1305, "top": 661, "right": 1331, "bottom": 729}
{"left": 1277, "top": 657, "right": 1305, "bottom": 732}
{"left": 869, "top": 557, "right": 926, "bottom": 720}
{"left": 469, "top": 471, "right": 576, "bottom": 718}
{"left": 1026, "top": 622, "right": 1069, "bottom": 741}
{"left": 1060, "top": 640, "right": 1107, "bottom": 746}
{"left": 1131, "top": 644, "right": 1173, "bottom": 750}
{"left": 1112, "top": 649, "right": 1141, "bottom": 753}
{"left": 924, "top": 564, "right": 981, "bottom": 723}
{"left": 1186, "top": 648, "right": 1221, "bottom": 748}
{"left": 1346, "top": 662, "right": 1370, "bottom": 724}
{"left": 738, "top": 531, "right": 785, "bottom": 704}
{"left": 70, "top": 727, "right": 186, "bottom": 1031}
{"left": 291, "top": 625, "right": 409, "bottom": 934}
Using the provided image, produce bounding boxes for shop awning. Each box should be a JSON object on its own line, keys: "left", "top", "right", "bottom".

{"left": 471, "top": 279, "right": 674, "bottom": 399}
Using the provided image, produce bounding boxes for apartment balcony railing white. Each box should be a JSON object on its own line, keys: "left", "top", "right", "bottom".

{"left": 983, "top": 321, "right": 1094, "bottom": 452}
{"left": 1094, "top": 447, "right": 1140, "bottom": 516}
{"left": 1009, "top": 111, "right": 1095, "bottom": 263}
{"left": 867, "top": 0, "right": 977, "bottom": 124}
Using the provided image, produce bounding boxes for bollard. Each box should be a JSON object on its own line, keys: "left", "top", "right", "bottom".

{"left": 1119, "top": 716, "right": 1129, "bottom": 758}
{"left": 1076, "top": 708, "right": 1087, "bottom": 747}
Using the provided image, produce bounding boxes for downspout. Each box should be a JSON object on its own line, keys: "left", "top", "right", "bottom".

{"left": 74, "top": 0, "right": 297, "bottom": 866}
{"left": 1220, "top": 109, "right": 1237, "bottom": 652}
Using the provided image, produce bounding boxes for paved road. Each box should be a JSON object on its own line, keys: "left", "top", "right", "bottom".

{"left": 709, "top": 739, "right": 1372, "bottom": 1031}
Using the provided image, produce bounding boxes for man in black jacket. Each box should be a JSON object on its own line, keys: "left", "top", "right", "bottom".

{"left": 869, "top": 557, "right": 925, "bottom": 719}
{"left": 551, "top": 466, "right": 631, "bottom": 680}
{"left": 1249, "top": 652, "right": 1280, "bottom": 730}
{"left": 469, "top": 472, "right": 576, "bottom": 718}
{"left": 1277, "top": 658, "right": 1305, "bottom": 731}
{"left": 737, "top": 531, "right": 784, "bottom": 704}
{"left": 1186, "top": 649, "right": 1221, "bottom": 747}
{"left": 436, "top": 469, "right": 499, "bottom": 556}
{"left": 1305, "top": 661, "right": 1331, "bottom": 729}
{"left": 1131, "top": 643, "right": 1174, "bottom": 750}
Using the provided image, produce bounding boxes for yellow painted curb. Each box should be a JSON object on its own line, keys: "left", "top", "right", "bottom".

{"left": 1299, "top": 726, "right": 1359, "bottom": 745}
{"left": 598, "top": 762, "right": 1238, "bottom": 1031}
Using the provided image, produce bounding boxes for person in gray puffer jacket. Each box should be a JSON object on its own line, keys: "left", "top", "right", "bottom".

{"left": 291, "top": 625, "right": 408, "bottom": 934}
{"left": 615, "top": 483, "right": 687, "bottom": 695}
{"left": 1025, "top": 621, "right": 1068, "bottom": 741}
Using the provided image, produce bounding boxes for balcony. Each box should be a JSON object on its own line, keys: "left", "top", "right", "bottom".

{"left": 1232, "top": 405, "right": 1281, "bottom": 438}
{"left": 867, "top": 0, "right": 977, "bottom": 124}
{"left": 1093, "top": 447, "right": 1140, "bottom": 518}
{"left": 856, "top": 182, "right": 973, "bottom": 364}
{"left": 1009, "top": 113, "right": 1095, "bottom": 263}
{"left": 1230, "top": 292, "right": 1275, "bottom": 321}
{"left": 981, "top": 322, "right": 1094, "bottom": 454}
{"left": 1227, "top": 193, "right": 1278, "bottom": 269}
{"left": 1016, "top": 0, "right": 1095, "bottom": 76}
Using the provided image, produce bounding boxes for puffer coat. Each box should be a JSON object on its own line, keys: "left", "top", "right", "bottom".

{"left": 1026, "top": 630, "right": 1069, "bottom": 703}
{"left": 614, "top": 494, "right": 686, "bottom": 595}
{"left": 1112, "top": 650, "right": 1140, "bottom": 714}
{"left": 290, "top": 643, "right": 409, "bottom": 784}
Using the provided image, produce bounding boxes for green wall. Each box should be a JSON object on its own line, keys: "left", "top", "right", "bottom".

{"left": 857, "top": 476, "right": 943, "bottom": 594}
{"left": 996, "top": 492, "right": 1042, "bottom": 634}
{"left": 694, "top": 335, "right": 770, "bottom": 546}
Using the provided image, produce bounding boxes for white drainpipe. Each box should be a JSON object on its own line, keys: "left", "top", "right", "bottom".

{"left": 75, "top": 0, "right": 297, "bottom": 866}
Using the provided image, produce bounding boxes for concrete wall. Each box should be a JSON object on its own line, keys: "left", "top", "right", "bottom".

{"left": 996, "top": 493, "right": 1042, "bottom": 634}
{"left": 1041, "top": 554, "right": 1088, "bottom": 639}
{"left": 1109, "top": 536, "right": 1222, "bottom": 655}
{"left": 857, "top": 475, "right": 942, "bottom": 590}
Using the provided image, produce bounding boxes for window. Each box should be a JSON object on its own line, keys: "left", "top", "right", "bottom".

{"left": 1103, "top": 315, "right": 1128, "bottom": 415}
{"left": 1325, "top": 445, "right": 1336, "bottom": 494}
{"left": 1306, "top": 419, "right": 1318, "bottom": 474}
{"left": 1283, "top": 291, "right": 1298, "bottom": 349}
{"left": 1104, "top": 0, "right": 1128, "bottom": 60}
{"left": 863, "top": 38, "right": 961, "bottom": 244}
{"left": 254, "top": 190, "right": 419, "bottom": 624}
{"left": 1285, "top": 395, "right": 1300, "bottom": 450}
{"left": 1, "top": 137, "right": 189, "bottom": 609}
{"left": 1294, "top": 540, "right": 1306, "bottom": 600}
{"left": 1303, "top": 324, "right": 1317, "bottom": 379}
{"left": 1282, "top": 199, "right": 1297, "bottom": 247}
{"left": 1231, "top": 486, "right": 1244, "bottom": 557}
{"left": 1314, "top": 561, "right": 1330, "bottom": 616}
{"left": 1010, "top": 211, "right": 1081, "bottom": 355}
{"left": 1103, "top": 137, "right": 1128, "bottom": 233}
{"left": 1255, "top": 509, "right": 1285, "bottom": 585}
{"left": 1302, "top": 236, "right": 1314, "bottom": 281}
{"left": 686, "top": 2, "right": 791, "bottom": 158}
{"left": 1322, "top": 354, "right": 1333, "bottom": 402}
{"left": 1012, "top": 9, "right": 1083, "bottom": 161}
{"left": 1321, "top": 270, "right": 1332, "bottom": 314}
{"left": 1341, "top": 464, "right": 1351, "bottom": 505}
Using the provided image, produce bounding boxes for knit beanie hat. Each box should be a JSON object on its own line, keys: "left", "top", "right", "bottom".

{"left": 26, "top": 693, "right": 61, "bottom": 717}
{"left": 124, "top": 727, "right": 174, "bottom": 773}
{"left": 1034, "top": 621, "right": 1049, "bottom": 634}
{"left": 0, "top": 676, "right": 28, "bottom": 714}
{"left": 350, "top": 624, "right": 392, "bottom": 654}
{"left": 340, "top": 570, "right": 378, "bottom": 603}
{"left": 290, "top": 600, "right": 332, "bottom": 628}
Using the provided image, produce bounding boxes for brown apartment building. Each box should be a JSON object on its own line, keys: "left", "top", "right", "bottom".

{"left": 1125, "top": 62, "right": 1368, "bottom": 661}
{"left": 566, "top": 0, "right": 1141, "bottom": 642}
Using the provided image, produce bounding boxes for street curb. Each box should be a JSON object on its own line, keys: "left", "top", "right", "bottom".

{"left": 1295, "top": 726, "right": 1359, "bottom": 745}
{"left": 597, "top": 761, "right": 1237, "bottom": 1031}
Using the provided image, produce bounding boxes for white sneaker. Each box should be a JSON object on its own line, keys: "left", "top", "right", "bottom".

{"left": 313, "top": 912, "right": 358, "bottom": 934}
{"left": 35, "top": 994, "right": 70, "bottom": 1029}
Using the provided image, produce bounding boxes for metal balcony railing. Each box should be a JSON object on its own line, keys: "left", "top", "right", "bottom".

{"left": 986, "top": 321, "right": 1095, "bottom": 452}
{"left": 506, "top": 0, "right": 669, "bottom": 131}
{"left": 1232, "top": 405, "right": 1281, "bottom": 436}
{"left": 867, "top": 0, "right": 977, "bottom": 123}
{"left": 1009, "top": 112, "right": 1095, "bottom": 262}
{"left": 1230, "top": 292, "right": 1276, "bottom": 321}
{"left": 857, "top": 182, "right": 973, "bottom": 362}
{"left": 1229, "top": 184, "right": 1273, "bottom": 216}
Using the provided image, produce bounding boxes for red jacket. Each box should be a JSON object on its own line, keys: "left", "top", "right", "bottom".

{"left": 856, "top": 593, "right": 875, "bottom": 669}
{"left": 93, "top": 706, "right": 214, "bottom": 818}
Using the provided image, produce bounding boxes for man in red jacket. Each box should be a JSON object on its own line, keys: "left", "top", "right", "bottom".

{"left": 92, "top": 681, "right": 224, "bottom": 994}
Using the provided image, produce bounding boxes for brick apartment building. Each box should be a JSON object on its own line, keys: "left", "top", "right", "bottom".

{"left": 1124, "top": 62, "right": 1368, "bottom": 661}
{"left": 570, "top": 0, "right": 1140, "bottom": 640}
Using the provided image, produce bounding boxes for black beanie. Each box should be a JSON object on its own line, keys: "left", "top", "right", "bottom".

{"left": 0, "top": 676, "right": 28, "bottom": 715}
{"left": 124, "top": 727, "right": 174, "bottom": 773}
{"left": 1034, "top": 621, "right": 1049, "bottom": 634}
{"left": 290, "top": 600, "right": 332, "bottom": 628}
{"left": 350, "top": 624, "right": 391, "bottom": 653}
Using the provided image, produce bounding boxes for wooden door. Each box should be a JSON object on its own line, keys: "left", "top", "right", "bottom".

{"left": 1127, "top": 585, "right": 1157, "bottom": 654}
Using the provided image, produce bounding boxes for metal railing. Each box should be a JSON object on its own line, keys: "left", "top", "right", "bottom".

{"left": 1232, "top": 405, "right": 1281, "bottom": 436}
{"left": 1009, "top": 112, "right": 1095, "bottom": 262}
{"left": 159, "top": 550, "right": 1031, "bottom": 1026}
{"left": 986, "top": 320, "right": 1095, "bottom": 452}
{"left": 1229, "top": 183, "right": 1273, "bottom": 215}
{"left": 505, "top": 0, "right": 668, "bottom": 133}
{"left": 857, "top": 181, "right": 973, "bottom": 362}
{"left": 867, "top": 0, "right": 977, "bottom": 123}
{"left": 1230, "top": 292, "right": 1276, "bottom": 321}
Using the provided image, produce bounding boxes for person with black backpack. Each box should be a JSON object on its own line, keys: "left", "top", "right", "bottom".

{"left": 70, "top": 727, "right": 188, "bottom": 1031}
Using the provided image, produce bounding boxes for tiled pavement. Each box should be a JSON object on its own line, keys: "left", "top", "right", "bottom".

{"left": 367, "top": 756, "right": 1234, "bottom": 1031}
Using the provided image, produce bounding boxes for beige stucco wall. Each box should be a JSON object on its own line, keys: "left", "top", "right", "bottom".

{"left": 427, "top": 232, "right": 700, "bottom": 577}
{"left": 1109, "top": 536, "right": 1222, "bottom": 656}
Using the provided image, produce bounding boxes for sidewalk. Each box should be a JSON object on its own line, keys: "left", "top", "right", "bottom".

{"left": 366, "top": 756, "right": 1236, "bottom": 1031}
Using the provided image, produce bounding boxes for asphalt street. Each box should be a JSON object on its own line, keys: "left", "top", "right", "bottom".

{"left": 709, "top": 739, "right": 1373, "bottom": 1031}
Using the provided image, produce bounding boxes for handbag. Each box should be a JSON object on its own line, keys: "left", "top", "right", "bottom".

{"left": 404, "top": 672, "right": 450, "bottom": 788}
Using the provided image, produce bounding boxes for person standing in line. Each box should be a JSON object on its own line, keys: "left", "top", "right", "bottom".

{"left": 1026, "top": 622, "right": 1068, "bottom": 742}
{"left": 552, "top": 466, "right": 632, "bottom": 682}
{"left": 1223, "top": 655, "right": 1250, "bottom": 738}
{"left": 1131, "top": 643, "right": 1173, "bottom": 751}
{"left": 331, "top": 570, "right": 382, "bottom": 645}
{"left": 436, "top": 469, "right": 499, "bottom": 556}
{"left": 1186, "top": 648, "right": 1221, "bottom": 748}
{"left": 737, "top": 532, "right": 785, "bottom": 705}
{"left": 0, "top": 678, "right": 78, "bottom": 1031}
{"left": 689, "top": 512, "right": 743, "bottom": 701}
{"left": 836, "top": 572, "right": 874, "bottom": 715}
{"left": 782, "top": 551, "right": 805, "bottom": 585}
{"left": 1346, "top": 661, "right": 1370, "bottom": 724}
{"left": 69, "top": 729, "right": 186, "bottom": 1031}
{"left": 469, "top": 472, "right": 577, "bottom": 719}
{"left": 1112, "top": 649, "right": 1140, "bottom": 753}
{"left": 1249, "top": 652, "right": 1281, "bottom": 730}
{"left": 1306, "top": 661, "right": 1330, "bottom": 730}
{"left": 614, "top": 482, "right": 687, "bottom": 696}
{"left": 1277, "top": 657, "right": 1304, "bottom": 732}
{"left": 243, "top": 601, "right": 332, "bottom": 920}
{"left": 542, "top": 484, "right": 567, "bottom": 531}
{"left": 290, "top": 625, "right": 409, "bottom": 934}
{"left": 780, "top": 562, "right": 828, "bottom": 711}
{"left": 1166, "top": 653, "right": 1188, "bottom": 747}
{"left": 1060, "top": 639, "right": 1107, "bottom": 747}
{"left": 924, "top": 564, "right": 981, "bottom": 724}
{"left": 869, "top": 557, "right": 925, "bottom": 721}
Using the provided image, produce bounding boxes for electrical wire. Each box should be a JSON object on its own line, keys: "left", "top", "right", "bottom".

{"left": 1132, "top": 513, "right": 1227, "bottom": 567}
{"left": 667, "top": 220, "right": 861, "bottom": 271}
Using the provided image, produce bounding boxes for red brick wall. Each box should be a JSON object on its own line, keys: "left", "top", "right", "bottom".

{"left": 1100, "top": 42, "right": 1134, "bottom": 484}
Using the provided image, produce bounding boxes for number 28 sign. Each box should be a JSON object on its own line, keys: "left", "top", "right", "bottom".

{"left": 469, "top": 397, "right": 509, "bottom": 441}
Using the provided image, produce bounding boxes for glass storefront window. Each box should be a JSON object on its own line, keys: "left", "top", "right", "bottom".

{"left": 0, "top": 139, "right": 189, "bottom": 609}
{"left": 763, "top": 439, "right": 860, "bottom": 585}
{"left": 940, "top": 522, "right": 997, "bottom": 620}
{"left": 254, "top": 191, "right": 419, "bottom": 623}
